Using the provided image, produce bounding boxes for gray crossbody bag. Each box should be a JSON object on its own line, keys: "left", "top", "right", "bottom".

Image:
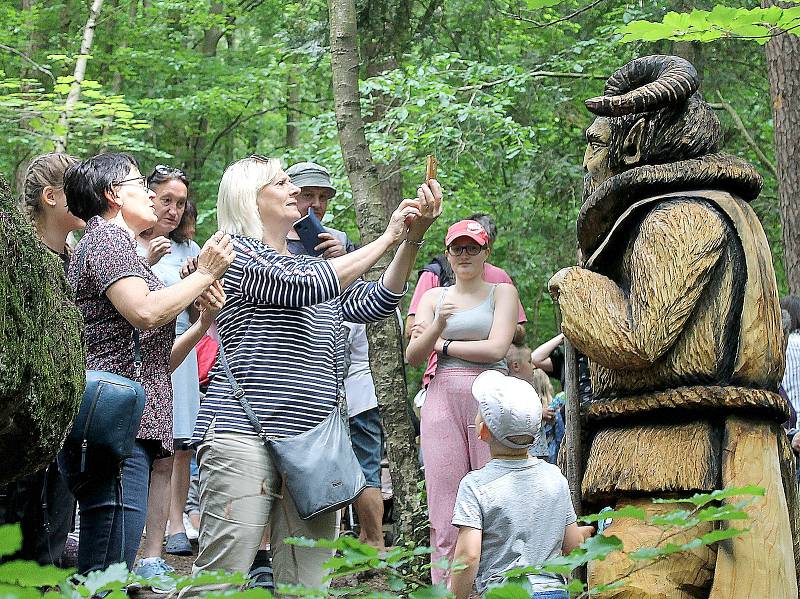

{"left": 217, "top": 323, "right": 366, "bottom": 520}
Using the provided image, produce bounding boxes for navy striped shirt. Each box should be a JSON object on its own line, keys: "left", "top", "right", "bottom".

{"left": 192, "top": 235, "right": 405, "bottom": 442}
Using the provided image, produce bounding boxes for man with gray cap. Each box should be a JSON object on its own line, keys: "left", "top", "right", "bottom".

{"left": 285, "top": 161, "right": 387, "bottom": 551}
{"left": 449, "top": 370, "right": 593, "bottom": 598}
{"left": 285, "top": 162, "right": 355, "bottom": 258}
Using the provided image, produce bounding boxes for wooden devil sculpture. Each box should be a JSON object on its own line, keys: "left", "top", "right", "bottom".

{"left": 549, "top": 55, "right": 800, "bottom": 598}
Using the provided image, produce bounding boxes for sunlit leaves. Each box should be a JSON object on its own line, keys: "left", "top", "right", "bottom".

{"left": 620, "top": 5, "right": 800, "bottom": 45}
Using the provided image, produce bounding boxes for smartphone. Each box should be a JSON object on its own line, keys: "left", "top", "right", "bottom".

{"left": 293, "top": 208, "right": 327, "bottom": 256}
{"left": 425, "top": 155, "right": 437, "bottom": 183}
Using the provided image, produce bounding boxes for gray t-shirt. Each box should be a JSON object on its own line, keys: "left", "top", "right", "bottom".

{"left": 452, "top": 458, "right": 577, "bottom": 594}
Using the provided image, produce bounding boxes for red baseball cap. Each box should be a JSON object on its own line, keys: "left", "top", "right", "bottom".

{"left": 445, "top": 220, "right": 490, "bottom": 247}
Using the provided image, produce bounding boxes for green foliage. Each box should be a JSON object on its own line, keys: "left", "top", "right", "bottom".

{"left": 0, "top": 486, "right": 764, "bottom": 597}
{"left": 620, "top": 5, "right": 800, "bottom": 45}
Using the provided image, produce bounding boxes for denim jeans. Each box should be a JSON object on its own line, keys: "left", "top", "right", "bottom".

{"left": 58, "top": 439, "right": 158, "bottom": 573}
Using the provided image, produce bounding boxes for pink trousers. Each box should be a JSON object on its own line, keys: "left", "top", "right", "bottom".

{"left": 420, "top": 367, "right": 493, "bottom": 585}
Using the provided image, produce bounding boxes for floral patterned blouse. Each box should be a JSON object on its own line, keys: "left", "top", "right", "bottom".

{"left": 68, "top": 216, "right": 175, "bottom": 453}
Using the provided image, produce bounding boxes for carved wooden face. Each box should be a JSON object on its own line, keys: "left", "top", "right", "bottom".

{"left": 583, "top": 118, "right": 613, "bottom": 190}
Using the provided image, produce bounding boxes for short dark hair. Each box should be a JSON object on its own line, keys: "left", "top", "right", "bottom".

{"left": 64, "top": 152, "right": 139, "bottom": 222}
{"left": 781, "top": 296, "right": 800, "bottom": 333}
{"left": 466, "top": 212, "right": 497, "bottom": 243}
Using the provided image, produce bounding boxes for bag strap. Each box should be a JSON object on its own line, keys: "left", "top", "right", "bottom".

{"left": 217, "top": 340, "right": 268, "bottom": 441}
{"left": 217, "top": 300, "right": 348, "bottom": 440}
{"left": 72, "top": 237, "right": 142, "bottom": 378}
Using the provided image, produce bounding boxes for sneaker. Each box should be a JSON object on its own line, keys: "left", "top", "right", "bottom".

{"left": 165, "top": 532, "right": 193, "bottom": 556}
{"left": 133, "top": 557, "right": 176, "bottom": 594}
{"left": 246, "top": 565, "right": 275, "bottom": 592}
{"left": 183, "top": 513, "right": 199, "bottom": 541}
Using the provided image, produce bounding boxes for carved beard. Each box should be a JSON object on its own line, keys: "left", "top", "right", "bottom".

{"left": 583, "top": 171, "right": 599, "bottom": 202}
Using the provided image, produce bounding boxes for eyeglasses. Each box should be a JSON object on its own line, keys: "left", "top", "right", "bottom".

{"left": 446, "top": 244, "right": 485, "bottom": 256}
{"left": 114, "top": 175, "right": 148, "bottom": 189}
{"left": 249, "top": 154, "right": 271, "bottom": 163}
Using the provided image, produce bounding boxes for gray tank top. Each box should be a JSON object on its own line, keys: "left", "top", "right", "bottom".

{"left": 435, "top": 285, "right": 508, "bottom": 371}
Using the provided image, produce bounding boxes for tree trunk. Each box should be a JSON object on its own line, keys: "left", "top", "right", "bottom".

{"left": 55, "top": 0, "right": 105, "bottom": 152}
{"left": 285, "top": 63, "right": 300, "bottom": 149}
{"left": 187, "top": 1, "right": 224, "bottom": 175}
{"left": 328, "top": 0, "right": 428, "bottom": 548}
{"left": 763, "top": 1, "right": 800, "bottom": 295}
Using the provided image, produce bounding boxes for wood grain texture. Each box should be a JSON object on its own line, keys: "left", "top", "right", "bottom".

{"left": 708, "top": 417, "right": 797, "bottom": 599}
{"left": 777, "top": 427, "right": 800, "bottom": 590}
{"left": 587, "top": 498, "right": 716, "bottom": 599}
{"left": 582, "top": 422, "right": 720, "bottom": 502}
{"left": 584, "top": 386, "right": 789, "bottom": 423}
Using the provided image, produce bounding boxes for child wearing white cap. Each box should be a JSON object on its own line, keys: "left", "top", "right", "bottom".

{"left": 449, "top": 370, "right": 594, "bottom": 599}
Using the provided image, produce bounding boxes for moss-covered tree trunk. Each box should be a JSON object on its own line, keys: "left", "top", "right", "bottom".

{"left": 0, "top": 176, "right": 84, "bottom": 483}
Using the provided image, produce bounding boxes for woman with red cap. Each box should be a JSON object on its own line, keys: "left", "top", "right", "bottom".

{"left": 406, "top": 219, "right": 519, "bottom": 585}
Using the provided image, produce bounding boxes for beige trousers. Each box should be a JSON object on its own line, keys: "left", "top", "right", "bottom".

{"left": 181, "top": 423, "right": 338, "bottom": 597}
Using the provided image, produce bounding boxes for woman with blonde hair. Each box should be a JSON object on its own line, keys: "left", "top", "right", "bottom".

{"left": 184, "top": 156, "right": 442, "bottom": 594}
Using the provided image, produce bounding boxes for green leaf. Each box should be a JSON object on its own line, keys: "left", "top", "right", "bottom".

{"left": 387, "top": 575, "right": 405, "bottom": 591}
{"left": 80, "top": 563, "right": 130, "bottom": 594}
{"left": 0, "top": 561, "right": 72, "bottom": 587}
{"left": 0, "top": 525, "right": 22, "bottom": 558}
{"left": 173, "top": 570, "right": 247, "bottom": 590}
{"left": 525, "top": 0, "right": 566, "bottom": 8}
{"left": 652, "top": 486, "right": 764, "bottom": 508}
{"left": 698, "top": 527, "right": 749, "bottom": 544}
{"left": 580, "top": 505, "right": 647, "bottom": 523}
{"left": 0, "top": 584, "right": 41, "bottom": 599}
{"left": 409, "top": 583, "right": 450, "bottom": 599}
{"left": 485, "top": 583, "right": 531, "bottom": 599}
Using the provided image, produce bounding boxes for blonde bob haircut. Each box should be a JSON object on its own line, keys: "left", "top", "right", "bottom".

{"left": 217, "top": 156, "right": 282, "bottom": 240}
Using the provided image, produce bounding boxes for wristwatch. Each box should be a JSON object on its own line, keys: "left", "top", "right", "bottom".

{"left": 442, "top": 340, "right": 452, "bottom": 356}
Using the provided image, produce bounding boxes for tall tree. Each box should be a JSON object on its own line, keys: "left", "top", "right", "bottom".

{"left": 763, "top": 1, "right": 800, "bottom": 295}
{"left": 55, "top": 0, "right": 104, "bottom": 152}
{"left": 328, "top": 0, "right": 428, "bottom": 547}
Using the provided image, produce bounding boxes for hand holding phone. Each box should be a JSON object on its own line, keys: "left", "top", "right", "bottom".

{"left": 293, "top": 208, "right": 327, "bottom": 256}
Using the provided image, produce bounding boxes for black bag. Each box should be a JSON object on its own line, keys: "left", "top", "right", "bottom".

{"left": 218, "top": 338, "right": 366, "bottom": 520}
{"left": 67, "top": 242, "right": 146, "bottom": 472}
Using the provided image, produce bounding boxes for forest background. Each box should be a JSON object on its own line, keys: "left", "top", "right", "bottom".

{"left": 0, "top": 0, "right": 794, "bottom": 393}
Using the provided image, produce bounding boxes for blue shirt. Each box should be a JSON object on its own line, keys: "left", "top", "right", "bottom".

{"left": 192, "top": 235, "right": 405, "bottom": 442}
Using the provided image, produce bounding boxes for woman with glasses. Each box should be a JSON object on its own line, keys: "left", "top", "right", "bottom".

{"left": 405, "top": 219, "right": 519, "bottom": 585}
{"left": 60, "top": 152, "right": 234, "bottom": 575}
{"left": 132, "top": 166, "right": 202, "bottom": 588}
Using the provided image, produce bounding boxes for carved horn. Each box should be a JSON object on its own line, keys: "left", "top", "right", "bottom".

{"left": 585, "top": 55, "right": 699, "bottom": 117}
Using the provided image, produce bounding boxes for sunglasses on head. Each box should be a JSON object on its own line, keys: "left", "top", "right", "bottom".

{"left": 150, "top": 164, "right": 188, "bottom": 181}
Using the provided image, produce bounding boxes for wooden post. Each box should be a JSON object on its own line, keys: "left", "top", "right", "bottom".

{"left": 563, "top": 337, "right": 582, "bottom": 515}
